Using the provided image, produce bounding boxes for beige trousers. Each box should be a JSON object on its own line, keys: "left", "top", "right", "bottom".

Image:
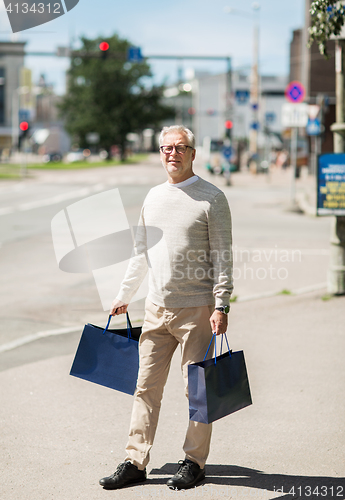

{"left": 125, "top": 299, "right": 214, "bottom": 470}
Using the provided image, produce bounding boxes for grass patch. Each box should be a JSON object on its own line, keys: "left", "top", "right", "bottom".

{"left": 277, "top": 289, "right": 293, "bottom": 295}
{"left": 230, "top": 295, "right": 238, "bottom": 302}
{"left": 0, "top": 154, "right": 149, "bottom": 172}
{"left": 321, "top": 294, "right": 332, "bottom": 301}
{"left": 0, "top": 165, "right": 21, "bottom": 179}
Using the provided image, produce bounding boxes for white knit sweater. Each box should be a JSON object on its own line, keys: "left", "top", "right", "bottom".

{"left": 117, "top": 177, "right": 233, "bottom": 308}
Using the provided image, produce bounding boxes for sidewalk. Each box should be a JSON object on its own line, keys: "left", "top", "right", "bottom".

{"left": 1, "top": 289, "right": 344, "bottom": 500}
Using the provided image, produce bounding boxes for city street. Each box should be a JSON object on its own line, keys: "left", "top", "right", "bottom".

{"left": 0, "top": 156, "right": 344, "bottom": 500}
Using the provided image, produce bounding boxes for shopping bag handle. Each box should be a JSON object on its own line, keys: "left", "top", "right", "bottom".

{"left": 103, "top": 312, "right": 133, "bottom": 340}
{"left": 203, "top": 333, "right": 231, "bottom": 365}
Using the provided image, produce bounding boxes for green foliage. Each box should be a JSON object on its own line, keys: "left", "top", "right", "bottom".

{"left": 308, "top": 0, "right": 345, "bottom": 57}
{"left": 277, "top": 289, "right": 293, "bottom": 295}
{"left": 59, "top": 34, "right": 174, "bottom": 158}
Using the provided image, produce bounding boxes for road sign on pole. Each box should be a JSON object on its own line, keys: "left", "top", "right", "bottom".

{"left": 222, "top": 146, "right": 233, "bottom": 160}
{"left": 285, "top": 81, "right": 306, "bottom": 103}
{"left": 306, "top": 118, "right": 322, "bottom": 136}
{"left": 127, "top": 46, "right": 143, "bottom": 63}
{"left": 308, "top": 104, "right": 320, "bottom": 120}
{"left": 281, "top": 103, "right": 308, "bottom": 128}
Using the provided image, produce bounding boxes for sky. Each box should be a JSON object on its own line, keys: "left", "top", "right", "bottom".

{"left": 0, "top": 0, "right": 306, "bottom": 94}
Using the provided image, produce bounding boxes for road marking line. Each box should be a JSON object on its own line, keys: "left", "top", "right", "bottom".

{"left": 0, "top": 283, "right": 328, "bottom": 354}
{"left": 0, "top": 176, "right": 158, "bottom": 216}
{"left": 0, "top": 325, "right": 81, "bottom": 353}
{"left": 0, "top": 184, "right": 106, "bottom": 216}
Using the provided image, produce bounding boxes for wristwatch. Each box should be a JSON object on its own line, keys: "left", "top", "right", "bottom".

{"left": 215, "top": 305, "right": 230, "bottom": 314}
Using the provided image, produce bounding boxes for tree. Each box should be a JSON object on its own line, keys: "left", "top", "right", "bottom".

{"left": 59, "top": 34, "right": 174, "bottom": 159}
{"left": 309, "top": 0, "right": 345, "bottom": 56}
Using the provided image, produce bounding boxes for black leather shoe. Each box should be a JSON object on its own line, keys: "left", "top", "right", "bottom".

{"left": 166, "top": 459, "right": 205, "bottom": 490}
{"left": 99, "top": 461, "right": 147, "bottom": 489}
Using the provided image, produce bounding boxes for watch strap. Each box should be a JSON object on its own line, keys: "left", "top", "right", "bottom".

{"left": 215, "top": 305, "right": 230, "bottom": 314}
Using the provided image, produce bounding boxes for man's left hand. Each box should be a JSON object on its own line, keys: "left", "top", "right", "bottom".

{"left": 210, "top": 310, "right": 228, "bottom": 335}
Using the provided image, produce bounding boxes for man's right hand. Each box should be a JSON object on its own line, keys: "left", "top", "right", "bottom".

{"left": 110, "top": 299, "right": 128, "bottom": 316}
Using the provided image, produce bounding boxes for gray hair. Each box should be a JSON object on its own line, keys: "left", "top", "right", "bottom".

{"left": 159, "top": 125, "right": 195, "bottom": 149}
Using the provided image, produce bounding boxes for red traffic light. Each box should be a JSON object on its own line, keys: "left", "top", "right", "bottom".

{"left": 225, "top": 120, "right": 233, "bottom": 129}
{"left": 20, "top": 121, "right": 29, "bottom": 131}
{"left": 99, "top": 42, "right": 109, "bottom": 51}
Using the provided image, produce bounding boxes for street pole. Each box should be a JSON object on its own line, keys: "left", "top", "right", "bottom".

{"left": 225, "top": 56, "right": 232, "bottom": 186}
{"left": 290, "top": 126, "right": 298, "bottom": 204}
{"left": 329, "top": 39, "right": 345, "bottom": 294}
{"left": 226, "top": 56, "right": 232, "bottom": 127}
{"left": 20, "top": 140, "right": 27, "bottom": 178}
{"left": 249, "top": 21, "right": 259, "bottom": 174}
{"left": 11, "top": 89, "right": 19, "bottom": 154}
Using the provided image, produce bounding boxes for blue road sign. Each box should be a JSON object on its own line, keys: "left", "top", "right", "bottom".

{"left": 235, "top": 90, "right": 250, "bottom": 105}
{"left": 285, "top": 81, "right": 306, "bottom": 103}
{"left": 250, "top": 121, "right": 259, "bottom": 130}
{"left": 317, "top": 153, "right": 345, "bottom": 215}
{"left": 127, "top": 46, "right": 143, "bottom": 63}
{"left": 222, "top": 146, "right": 233, "bottom": 160}
{"left": 19, "top": 109, "right": 30, "bottom": 122}
{"left": 306, "top": 118, "right": 321, "bottom": 136}
{"left": 265, "top": 112, "right": 276, "bottom": 124}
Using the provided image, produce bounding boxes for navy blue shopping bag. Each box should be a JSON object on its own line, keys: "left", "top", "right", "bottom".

{"left": 188, "top": 334, "right": 252, "bottom": 424}
{"left": 70, "top": 313, "right": 141, "bottom": 395}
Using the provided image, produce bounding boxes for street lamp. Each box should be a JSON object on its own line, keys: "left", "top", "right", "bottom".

{"left": 225, "top": 3, "right": 261, "bottom": 172}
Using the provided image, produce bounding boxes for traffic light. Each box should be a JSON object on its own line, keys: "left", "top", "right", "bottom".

{"left": 19, "top": 121, "right": 30, "bottom": 149}
{"left": 99, "top": 41, "right": 109, "bottom": 60}
{"left": 20, "top": 121, "right": 29, "bottom": 133}
{"left": 225, "top": 120, "right": 233, "bottom": 138}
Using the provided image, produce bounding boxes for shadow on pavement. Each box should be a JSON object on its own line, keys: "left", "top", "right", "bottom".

{"left": 0, "top": 331, "right": 81, "bottom": 372}
{"left": 148, "top": 464, "right": 344, "bottom": 499}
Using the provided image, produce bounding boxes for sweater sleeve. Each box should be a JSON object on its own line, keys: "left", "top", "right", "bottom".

{"left": 116, "top": 206, "right": 149, "bottom": 304}
{"left": 208, "top": 192, "right": 234, "bottom": 308}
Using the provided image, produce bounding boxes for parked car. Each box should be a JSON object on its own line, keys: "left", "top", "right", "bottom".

{"left": 66, "top": 149, "right": 90, "bottom": 163}
{"left": 42, "top": 152, "right": 62, "bottom": 163}
{"left": 205, "top": 139, "right": 238, "bottom": 175}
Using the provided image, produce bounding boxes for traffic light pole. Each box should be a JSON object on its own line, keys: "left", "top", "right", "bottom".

{"left": 290, "top": 126, "right": 298, "bottom": 204}
{"left": 329, "top": 39, "right": 345, "bottom": 294}
{"left": 11, "top": 88, "right": 19, "bottom": 153}
{"left": 20, "top": 144, "right": 27, "bottom": 178}
{"left": 249, "top": 22, "right": 259, "bottom": 174}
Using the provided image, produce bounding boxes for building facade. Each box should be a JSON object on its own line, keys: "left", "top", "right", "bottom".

{"left": 0, "top": 41, "right": 26, "bottom": 151}
{"left": 190, "top": 71, "right": 287, "bottom": 148}
{"left": 289, "top": 1, "right": 337, "bottom": 156}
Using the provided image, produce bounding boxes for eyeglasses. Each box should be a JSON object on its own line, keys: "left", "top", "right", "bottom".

{"left": 160, "top": 145, "right": 193, "bottom": 154}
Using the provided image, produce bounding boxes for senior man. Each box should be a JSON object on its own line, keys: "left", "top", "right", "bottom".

{"left": 99, "top": 125, "right": 233, "bottom": 491}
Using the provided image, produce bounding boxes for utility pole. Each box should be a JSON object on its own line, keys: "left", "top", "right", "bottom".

{"left": 329, "top": 39, "right": 345, "bottom": 294}
{"left": 224, "top": 3, "right": 260, "bottom": 172}
{"left": 249, "top": 21, "right": 260, "bottom": 173}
